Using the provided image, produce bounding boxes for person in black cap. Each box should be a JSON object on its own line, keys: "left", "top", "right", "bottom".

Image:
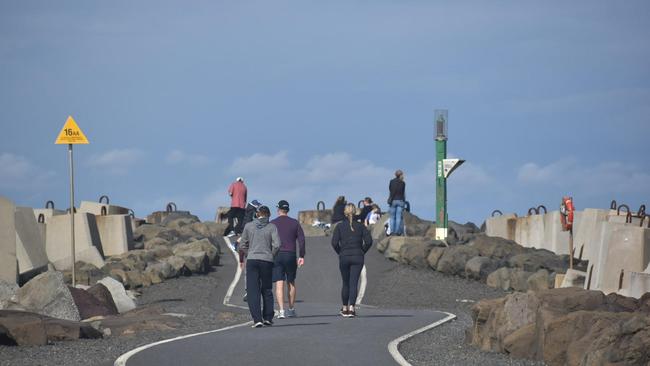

{"left": 271, "top": 200, "right": 305, "bottom": 318}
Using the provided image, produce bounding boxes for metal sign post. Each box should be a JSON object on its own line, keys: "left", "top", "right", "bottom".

{"left": 55, "top": 116, "right": 89, "bottom": 287}
{"left": 434, "top": 110, "right": 464, "bottom": 240}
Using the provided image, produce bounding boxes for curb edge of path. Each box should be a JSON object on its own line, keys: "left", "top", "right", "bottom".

{"left": 387, "top": 312, "right": 457, "bottom": 366}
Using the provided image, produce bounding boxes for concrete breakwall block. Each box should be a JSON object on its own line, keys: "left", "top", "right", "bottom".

{"left": 298, "top": 210, "right": 333, "bottom": 225}
{"left": 0, "top": 197, "right": 18, "bottom": 284}
{"left": 33, "top": 208, "right": 66, "bottom": 224}
{"left": 574, "top": 209, "right": 609, "bottom": 263}
{"left": 543, "top": 211, "right": 571, "bottom": 255}
{"left": 485, "top": 214, "right": 517, "bottom": 241}
{"left": 599, "top": 225, "right": 650, "bottom": 294}
{"left": 79, "top": 201, "right": 130, "bottom": 216}
{"left": 619, "top": 271, "right": 650, "bottom": 299}
{"left": 214, "top": 206, "right": 230, "bottom": 224}
{"left": 147, "top": 210, "right": 192, "bottom": 225}
{"left": 45, "top": 213, "right": 105, "bottom": 271}
{"left": 514, "top": 216, "right": 532, "bottom": 248}
{"left": 96, "top": 214, "right": 134, "bottom": 257}
{"left": 15, "top": 207, "right": 49, "bottom": 276}
{"left": 526, "top": 214, "right": 545, "bottom": 250}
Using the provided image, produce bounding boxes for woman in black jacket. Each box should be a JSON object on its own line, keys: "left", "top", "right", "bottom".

{"left": 331, "top": 196, "right": 347, "bottom": 224}
{"left": 331, "top": 203, "right": 373, "bottom": 317}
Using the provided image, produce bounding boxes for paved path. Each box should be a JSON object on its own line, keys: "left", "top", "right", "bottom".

{"left": 118, "top": 236, "right": 452, "bottom": 366}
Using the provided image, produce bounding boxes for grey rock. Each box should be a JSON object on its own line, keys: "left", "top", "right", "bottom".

{"left": 98, "top": 277, "right": 136, "bottom": 313}
{"left": 507, "top": 249, "right": 569, "bottom": 273}
{"left": 376, "top": 237, "right": 391, "bottom": 253}
{"left": 173, "top": 239, "right": 219, "bottom": 266}
{"left": 399, "top": 239, "right": 443, "bottom": 268}
{"left": 470, "top": 234, "right": 526, "bottom": 260}
{"left": 13, "top": 271, "right": 80, "bottom": 321}
{"left": 527, "top": 269, "right": 553, "bottom": 292}
{"left": 427, "top": 247, "right": 447, "bottom": 270}
{"left": 0, "top": 281, "right": 18, "bottom": 309}
{"left": 436, "top": 246, "right": 480, "bottom": 276}
{"left": 465, "top": 256, "right": 500, "bottom": 281}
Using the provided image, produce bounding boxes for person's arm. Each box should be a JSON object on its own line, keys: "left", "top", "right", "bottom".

{"left": 331, "top": 224, "right": 341, "bottom": 254}
{"left": 388, "top": 180, "right": 395, "bottom": 204}
{"left": 361, "top": 226, "right": 373, "bottom": 253}
{"left": 297, "top": 223, "right": 306, "bottom": 259}
{"left": 270, "top": 226, "right": 281, "bottom": 257}
{"left": 228, "top": 183, "right": 234, "bottom": 197}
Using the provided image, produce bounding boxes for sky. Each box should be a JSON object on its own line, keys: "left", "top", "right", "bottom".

{"left": 1, "top": 1, "right": 649, "bottom": 225}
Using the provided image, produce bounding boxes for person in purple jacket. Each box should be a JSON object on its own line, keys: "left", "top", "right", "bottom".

{"left": 271, "top": 200, "right": 305, "bottom": 318}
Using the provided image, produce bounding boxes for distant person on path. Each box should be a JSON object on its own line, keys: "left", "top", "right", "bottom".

{"left": 354, "top": 197, "right": 374, "bottom": 223}
{"left": 223, "top": 177, "right": 248, "bottom": 237}
{"left": 388, "top": 170, "right": 406, "bottom": 236}
{"left": 238, "top": 205, "right": 280, "bottom": 328}
{"left": 243, "top": 199, "right": 262, "bottom": 227}
{"left": 271, "top": 200, "right": 306, "bottom": 319}
{"left": 331, "top": 203, "right": 373, "bottom": 318}
{"left": 331, "top": 196, "right": 347, "bottom": 224}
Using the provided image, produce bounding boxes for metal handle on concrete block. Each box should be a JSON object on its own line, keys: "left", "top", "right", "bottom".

{"left": 491, "top": 210, "right": 503, "bottom": 217}
{"left": 626, "top": 212, "right": 633, "bottom": 224}
{"left": 358, "top": 200, "right": 364, "bottom": 208}
{"left": 618, "top": 270, "right": 625, "bottom": 291}
{"left": 38, "top": 214, "right": 45, "bottom": 224}
{"left": 638, "top": 204, "right": 646, "bottom": 218}
{"left": 166, "top": 202, "right": 177, "bottom": 212}
{"left": 317, "top": 201, "right": 325, "bottom": 211}
{"left": 527, "top": 207, "right": 539, "bottom": 216}
{"left": 99, "top": 195, "right": 110, "bottom": 204}
{"left": 617, "top": 204, "right": 630, "bottom": 216}
{"left": 45, "top": 200, "right": 55, "bottom": 209}
{"left": 101, "top": 206, "right": 107, "bottom": 216}
{"left": 610, "top": 200, "right": 617, "bottom": 210}
{"left": 128, "top": 209, "right": 135, "bottom": 218}
{"left": 537, "top": 205, "right": 548, "bottom": 214}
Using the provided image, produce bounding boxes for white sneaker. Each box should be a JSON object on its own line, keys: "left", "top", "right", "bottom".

{"left": 252, "top": 322, "right": 264, "bottom": 328}
{"left": 286, "top": 308, "right": 297, "bottom": 318}
{"left": 227, "top": 231, "right": 236, "bottom": 237}
{"left": 276, "top": 309, "right": 285, "bottom": 319}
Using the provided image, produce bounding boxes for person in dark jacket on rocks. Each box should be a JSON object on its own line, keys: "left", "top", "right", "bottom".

{"left": 331, "top": 196, "right": 347, "bottom": 224}
{"left": 238, "top": 206, "right": 280, "bottom": 328}
{"left": 388, "top": 170, "right": 406, "bottom": 236}
{"left": 331, "top": 203, "right": 373, "bottom": 318}
{"left": 354, "top": 197, "right": 374, "bottom": 223}
{"left": 243, "top": 199, "right": 262, "bottom": 227}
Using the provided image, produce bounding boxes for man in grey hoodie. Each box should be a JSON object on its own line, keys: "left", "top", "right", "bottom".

{"left": 238, "top": 205, "right": 281, "bottom": 328}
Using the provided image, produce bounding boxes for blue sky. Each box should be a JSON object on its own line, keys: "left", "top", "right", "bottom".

{"left": 1, "top": 1, "right": 648, "bottom": 225}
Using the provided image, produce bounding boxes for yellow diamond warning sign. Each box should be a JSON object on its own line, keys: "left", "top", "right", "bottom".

{"left": 55, "top": 116, "right": 89, "bottom": 144}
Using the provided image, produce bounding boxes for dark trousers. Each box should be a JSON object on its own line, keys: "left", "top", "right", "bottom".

{"left": 223, "top": 207, "right": 246, "bottom": 235}
{"left": 246, "top": 259, "right": 274, "bottom": 323}
{"left": 339, "top": 255, "right": 364, "bottom": 306}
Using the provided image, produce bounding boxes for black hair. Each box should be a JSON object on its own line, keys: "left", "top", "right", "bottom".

{"left": 258, "top": 206, "right": 271, "bottom": 217}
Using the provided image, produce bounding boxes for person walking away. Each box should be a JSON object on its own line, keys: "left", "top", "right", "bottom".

{"left": 331, "top": 196, "right": 347, "bottom": 224}
{"left": 388, "top": 170, "right": 406, "bottom": 236}
{"left": 223, "top": 177, "right": 248, "bottom": 237}
{"left": 354, "top": 197, "right": 374, "bottom": 223}
{"left": 331, "top": 203, "right": 373, "bottom": 317}
{"left": 243, "top": 199, "right": 262, "bottom": 227}
{"left": 238, "top": 206, "right": 280, "bottom": 328}
{"left": 271, "top": 200, "right": 305, "bottom": 319}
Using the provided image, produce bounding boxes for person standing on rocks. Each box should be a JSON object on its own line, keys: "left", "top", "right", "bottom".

{"left": 388, "top": 170, "right": 406, "bottom": 236}
{"left": 223, "top": 177, "right": 248, "bottom": 237}
{"left": 271, "top": 200, "right": 305, "bottom": 319}
{"left": 331, "top": 196, "right": 347, "bottom": 224}
{"left": 354, "top": 197, "right": 374, "bottom": 223}
{"left": 331, "top": 203, "right": 373, "bottom": 318}
{"left": 238, "top": 205, "right": 280, "bottom": 328}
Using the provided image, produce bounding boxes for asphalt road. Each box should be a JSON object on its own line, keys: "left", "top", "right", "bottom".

{"left": 119, "top": 236, "right": 449, "bottom": 366}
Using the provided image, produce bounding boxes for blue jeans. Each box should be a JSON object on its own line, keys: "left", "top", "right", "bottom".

{"left": 389, "top": 200, "right": 405, "bottom": 235}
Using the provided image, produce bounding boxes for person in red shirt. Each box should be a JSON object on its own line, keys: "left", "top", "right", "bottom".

{"left": 223, "top": 177, "right": 248, "bottom": 236}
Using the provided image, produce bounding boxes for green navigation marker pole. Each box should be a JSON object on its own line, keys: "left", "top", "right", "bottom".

{"left": 434, "top": 109, "right": 464, "bottom": 241}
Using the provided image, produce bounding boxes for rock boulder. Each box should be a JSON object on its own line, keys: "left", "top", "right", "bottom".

{"left": 12, "top": 271, "right": 80, "bottom": 321}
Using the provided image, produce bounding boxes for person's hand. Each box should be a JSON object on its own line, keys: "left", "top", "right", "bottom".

{"left": 297, "top": 258, "right": 305, "bottom": 267}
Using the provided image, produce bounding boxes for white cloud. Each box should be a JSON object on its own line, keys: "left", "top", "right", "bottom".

{"left": 0, "top": 153, "right": 55, "bottom": 191}
{"left": 86, "top": 148, "right": 144, "bottom": 175}
{"left": 165, "top": 149, "right": 211, "bottom": 166}
{"left": 229, "top": 151, "right": 290, "bottom": 175}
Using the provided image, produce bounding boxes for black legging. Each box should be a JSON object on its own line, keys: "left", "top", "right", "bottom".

{"left": 339, "top": 255, "right": 364, "bottom": 306}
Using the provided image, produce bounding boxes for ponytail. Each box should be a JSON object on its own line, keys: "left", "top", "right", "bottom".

{"left": 344, "top": 203, "right": 357, "bottom": 232}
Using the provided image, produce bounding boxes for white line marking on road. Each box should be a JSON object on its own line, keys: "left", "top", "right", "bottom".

{"left": 387, "top": 312, "right": 457, "bottom": 366}
{"left": 113, "top": 321, "right": 252, "bottom": 366}
{"left": 113, "top": 235, "right": 251, "bottom": 366}
{"left": 222, "top": 236, "right": 248, "bottom": 310}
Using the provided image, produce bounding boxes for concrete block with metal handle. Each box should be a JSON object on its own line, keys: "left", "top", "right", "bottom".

{"left": 598, "top": 224, "right": 650, "bottom": 294}
{"left": 15, "top": 207, "right": 49, "bottom": 277}
{"left": 0, "top": 196, "right": 18, "bottom": 285}
{"left": 45, "top": 213, "right": 105, "bottom": 271}
{"left": 485, "top": 211, "right": 517, "bottom": 241}
{"left": 96, "top": 214, "right": 135, "bottom": 257}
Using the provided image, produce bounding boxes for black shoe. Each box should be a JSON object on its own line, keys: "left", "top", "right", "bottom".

{"left": 243, "top": 292, "right": 247, "bottom": 302}
{"left": 339, "top": 308, "right": 348, "bottom": 317}
{"left": 263, "top": 320, "right": 273, "bottom": 326}
{"left": 347, "top": 309, "right": 356, "bottom": 318}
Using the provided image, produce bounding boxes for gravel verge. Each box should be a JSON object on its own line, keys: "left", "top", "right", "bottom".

{"left": 363, "top": 249, "right": 545, "bottom": 366}
{"left": 0, "top": 254, "right": 249, "bottom": 366}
